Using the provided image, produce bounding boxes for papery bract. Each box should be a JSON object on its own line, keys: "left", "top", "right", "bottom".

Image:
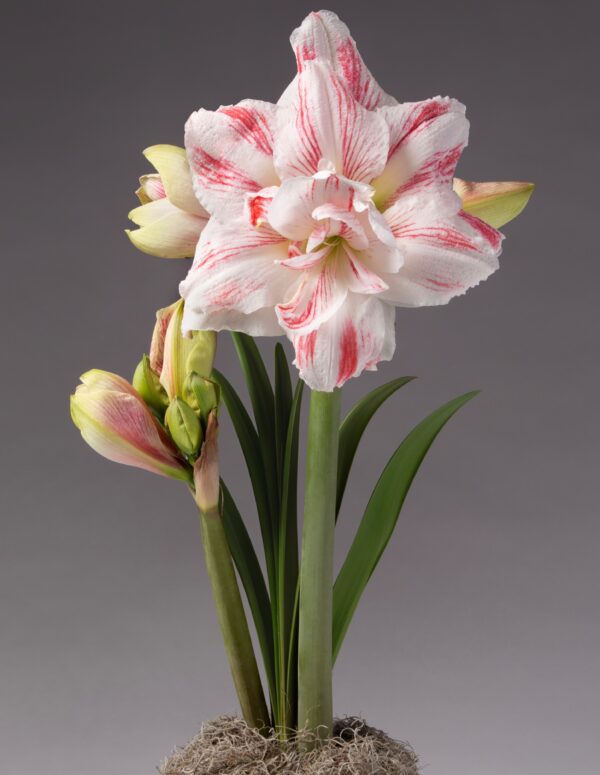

{"left": 147, "top": 300, "right": 217, "bottom": 401}
{"left": 179, "top": 10, "right": 531, "bottom": 391}
{"left": 127, "top": 145, "right": 209, "bottom": 258}
{"left": 70, "top": 370, "right": 190, "bottom": 480}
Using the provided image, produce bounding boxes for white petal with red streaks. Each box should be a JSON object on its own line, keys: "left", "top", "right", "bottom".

{"left": 341, "top": 247, "right": 389, "bottom": 295}
{"left": 280, "top": 10, "right": 397, "bottom": 110}
{"left": 185, "top": 99, "right": 280, "bottom": 219}
{"left": 274, "top": 62, "right": 389, "bottom": 182}
{"left": 179, "top": 217, "right": 295, "bottom": 319}
{"left": 311, "top": 203, "right": 369, "bottom": 250}
{"left": 291, "top": 294, "right": 396, "bottom": 391}
{"left": 276, "top": 252, "right": 347, "bottom": 334}
{"left": 372, "top": 98, "right": 469, "bottom": 209}
{"left": 268, "top": 173, "right": 371, "bottom": 241}
{"left": 381, "top": 193, "right": 503, "bottom": 306}
{"left": 280, "top": 245, "right": 330, "bottom": 271}
{"left": 182, "top": 303, "right": 283, "bottom": 338}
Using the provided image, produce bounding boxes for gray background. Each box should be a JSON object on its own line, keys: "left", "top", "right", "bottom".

{"left": 2, "top": 1, "right": 598, "bottom": 773}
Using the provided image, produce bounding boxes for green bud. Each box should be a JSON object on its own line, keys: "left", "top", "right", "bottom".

{"left": 132, "top": 355, "right": 168, "bottom": 413}
{"left": 185, "top": 372, "right": 221, "bottom": 425}
{"left": 165, "top": 398, "right": 202, "bottom": 457}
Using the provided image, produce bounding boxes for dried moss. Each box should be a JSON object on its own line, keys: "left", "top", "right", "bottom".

{"left": 160, "top": 715, "right": 419, "bottom": 774}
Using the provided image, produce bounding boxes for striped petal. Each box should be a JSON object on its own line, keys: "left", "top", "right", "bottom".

{"left": 185, "top": 100, "right": 280, "bottom": 219}
{"left": 143, "top": 144, "right": 207, "bottom": 216}
{"left": 381, "top": 191, "right": 502, "bottom": 306}
{"left": 291, "top": 294, "right": 396, "bottom": 391}
{"left": 268, "top": 173, "right": 372, "bottom": 241}
{"left": 180, "top": 217, "right": 295, "bottom": 329}
{"left": 136, "top": 173, "right": 166, "bottom": 203}
{"left": 280, "top": 10, "right": 397, "bottom": 110}
{"left": 276, "top": 249, "right": 348, "bottom": 334}
{"left": 70, "top": 370, "right": 189, "bottom": 481}
{"left": 372, "top": 98, "right": 469, "bottom": 210}
{"left": 274, "top": 61, "right": 389, "bottom": 182}
{"left": 182, "top": 304, "right": 283, "bottom": 338}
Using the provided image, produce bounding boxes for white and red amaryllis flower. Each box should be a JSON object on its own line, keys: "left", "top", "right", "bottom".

{"left": 70, "top": 370, "right": 190, "bottom": 480}
{"left": 179, "top": 10, "right": 521, "bottom": 391}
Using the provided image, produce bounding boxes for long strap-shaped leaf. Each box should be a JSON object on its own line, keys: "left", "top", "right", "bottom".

{"left": 220, "top": 481, "right": 276, "bottom": 716}
{"left": 276, "top": 378, "right": 303, "bottom": 728}
{"left": 332, "top": 391, "right": 479, "bottom": 662}
{"left": 231, "top": 333, "right": 280, "bottom": 531}
{"left": 212, "top": 369, "right": 276, "bottom": 596}
{"left": 336, "top": 376, "right": 416, "bottom": 518}
{"left": 274, "top": 343, "right": 293, "bottom": 483}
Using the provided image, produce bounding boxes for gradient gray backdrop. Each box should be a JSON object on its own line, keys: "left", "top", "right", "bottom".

{"left": 2, "top": 1, "right": 598, "bottom": 772}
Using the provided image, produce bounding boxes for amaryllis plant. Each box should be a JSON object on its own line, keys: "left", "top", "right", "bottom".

{"left": 73, "top": 10, "right": 532, "bottom": 745}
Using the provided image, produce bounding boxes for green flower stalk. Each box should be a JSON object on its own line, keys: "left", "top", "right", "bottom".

{"left": 193, "top": 414, "right": 269, "bottom": 728}
{"left": 297, "top": 388, "right": 342, "bottom": 743}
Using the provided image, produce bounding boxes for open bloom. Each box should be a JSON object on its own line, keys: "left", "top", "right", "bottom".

{"left": 179, "top": 10, "right": 529, "bottom": 391}
{"left": 70, "top": 370, "right": 190, "bottom": 480}
{"left": 127, "top": 145, "right": 209, "bottom": 258}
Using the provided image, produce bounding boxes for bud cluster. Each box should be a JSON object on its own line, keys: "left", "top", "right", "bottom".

{"left": 132, "top": 300, "right": 220, "bottom": 463}
{"left": 71, "top": 300, "right": 220, "bottom": 487}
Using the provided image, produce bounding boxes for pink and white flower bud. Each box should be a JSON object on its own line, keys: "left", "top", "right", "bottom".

{"left": 70, "top": 369, "right": 190, "bottom": 481}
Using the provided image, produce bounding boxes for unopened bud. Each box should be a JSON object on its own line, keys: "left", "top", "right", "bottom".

{"left": 185, "top": 373, "right": 221, "bottom": 425}
{"left": 133, "top": 355, "right": 168, "bottom": 413}
{"left": 165, "top": 398, "right": 202, "bottom": 457}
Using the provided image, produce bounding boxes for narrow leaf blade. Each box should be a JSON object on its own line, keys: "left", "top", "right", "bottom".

{"left": 333, "top": 391, "right": 479, "bottom": 662}
{"left": 231, "top": 333, "right": 279, "bottom": 529}
{"left": 274, "top": 343, "right": 293, "bottom": 480}
{"left": 277, "top": 378, "right": 304, "bottom": 725}
{"left": 212, "top": 368, "right": 276, "bottom": 589}
{"left": 337, "top": 377, "right": 416, "bottom": 517}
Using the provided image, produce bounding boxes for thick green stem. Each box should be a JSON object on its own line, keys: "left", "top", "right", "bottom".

{"left": 297, "top": 388, "right": 342, "bottom": 742}
{"left": 199, "top": 504, "right": 269, "bottom": 729}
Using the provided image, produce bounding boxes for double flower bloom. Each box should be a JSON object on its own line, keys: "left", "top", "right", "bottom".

{"left": 128, "top": 10, "right": 531, "bottom": 392}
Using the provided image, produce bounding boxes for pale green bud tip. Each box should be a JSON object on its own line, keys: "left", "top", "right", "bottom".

{"left": 454, "top": 178, "right": 535, "bottom": 229}
{"left": 132, "top": 355, "right": 168, "bottom": 413}
{"left": 193, "top": 413, "right": 220, "bottom": 512}
{"left": 185, "top": 373, "right": 221, "bottom": 422}
{"left": 165, "top": 398, "right": 202, "bottom": 457}
{"left": 185, "top": 330, "right": 218, "bottom": 381}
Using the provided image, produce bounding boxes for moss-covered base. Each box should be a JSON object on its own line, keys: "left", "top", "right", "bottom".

{"left": 160, "top": 715, "right": 419, "bottom": 774}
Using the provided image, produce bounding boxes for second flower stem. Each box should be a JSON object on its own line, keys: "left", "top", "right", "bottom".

{"left": 297, "top": 388, "right": 341, "bottom": 743}
{"left": 199, "top": 504, "right": 269, "bottom": 729}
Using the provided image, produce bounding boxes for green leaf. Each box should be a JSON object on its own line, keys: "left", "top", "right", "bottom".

{"left": 276, "top": 378, "right": 304, "bottom": 726}
{"left": 212, "top": 368, "right": 275, "bottom": 593}
{"left": 274, "top": 343, "right": 293, "bottom": 481}
{"left": 332, "top": 391, "right": 479, "bottom": 662}
{"left": 336, "top": 377, "right": 416, "bottom": 517}
{"left": 231, "top": 333, "right": 279, "bottom": 534}
{"left": 220, "top": 481, "right": 276, "bottom": 710}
